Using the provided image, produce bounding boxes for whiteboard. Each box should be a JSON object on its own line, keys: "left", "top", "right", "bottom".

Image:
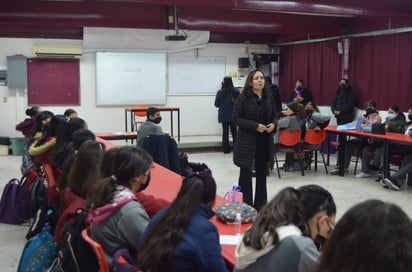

{"left": 96, "top": 52, "right": 166, "bottom": 105}
{"left": 168, "top": 56, "right": 226, "bottom": 94}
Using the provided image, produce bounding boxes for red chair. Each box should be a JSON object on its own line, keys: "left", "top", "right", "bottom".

{"left": 42, "top": 163, "right": 60, "bottom": 205}
{"left": 302, "top": 129, "right": 328, "bottom": 174}
{"left": 133, "top": 105, "right": 149, "bottom": 131}
{"left": 81, "top": 227, "right": 110, "bottom": 272}
{"left": 273, "top": 129, "right": 303, "bottom": 178}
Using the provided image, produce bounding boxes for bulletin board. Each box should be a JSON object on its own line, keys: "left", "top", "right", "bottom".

{"left": 96, "top": 52, "right": 166, "bottom": 106}
{"left": 167, "top": 55, "right": 226, "bottom": 94}
{"left": 27, "top": 58, "right": 80, "bottom": 106}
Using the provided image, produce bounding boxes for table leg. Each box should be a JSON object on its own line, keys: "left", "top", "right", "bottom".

{"left": 177, "top": 109, "right": 180, "bottom": 142}
{"left": 383, "top": 139, "right": 389, "bottom": 178}
{"left": 338, "top": 134, "right": 347, "bottom": 176}
{"left": 170, "top": 110, "right": 174, "bottom": 138}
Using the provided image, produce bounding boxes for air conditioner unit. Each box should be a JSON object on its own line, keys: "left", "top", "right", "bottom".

{"left": 33, "top": 44, "right": 83, "bottom": 58}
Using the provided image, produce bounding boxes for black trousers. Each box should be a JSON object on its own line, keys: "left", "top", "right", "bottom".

{"left": 222, "top": 122, "right": 237, "bottom": 153}
{"left": 238, "top": 134, "right": 268, "bottom": 211}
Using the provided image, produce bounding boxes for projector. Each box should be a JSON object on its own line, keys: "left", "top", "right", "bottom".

{"left": 165, "top": 35, "right": 186, "bottom": 41}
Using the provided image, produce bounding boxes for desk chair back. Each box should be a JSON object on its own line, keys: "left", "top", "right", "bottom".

{"left": 133, "top": 106, "right": 149, "bottom": 130}
{"left": 302, "top": 129, "right": 328, "bottom": 174}
{"left": 81, "top": 228, "right": 110, "bottom": 272}
{"left": 273, "top": 129, "right": 304, "bottom": 178}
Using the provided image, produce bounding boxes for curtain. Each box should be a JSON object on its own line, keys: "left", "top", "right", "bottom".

{"left": 279, "top": 40, "right": 342, "bottom": 107}
{"left": 349, "top": 32, "right": 412, "bottom": 111}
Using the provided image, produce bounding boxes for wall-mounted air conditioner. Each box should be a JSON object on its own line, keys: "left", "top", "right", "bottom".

{"left": 33, "top": 44, "right": 83, "bottom": 58}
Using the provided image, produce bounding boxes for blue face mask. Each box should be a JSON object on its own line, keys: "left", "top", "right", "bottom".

{"left": 387, "top": 113, "right": 396, "bottom": 120}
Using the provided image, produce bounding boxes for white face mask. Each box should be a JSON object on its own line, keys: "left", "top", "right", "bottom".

{"left": 387, "top": 113, "right": 396, "bottom": 120}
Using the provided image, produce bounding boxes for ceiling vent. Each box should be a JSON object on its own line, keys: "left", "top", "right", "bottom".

{"left": 33, "top": 44, "right": 83, "bottom": 58}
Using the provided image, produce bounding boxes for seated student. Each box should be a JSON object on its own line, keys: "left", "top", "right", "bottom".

{"left": 273, "top": 101, "right": 306, "bottom": 144}
{"left": 15, "top": 106, "right": 42, "bottom": 141}
{"left": 356, "top": 104, "right": 406, "bottom": 178}
{"left": 304, "top": 101, "right": 331, "bottom": 131}
{"left": 136, "top": 174, "right": 228, "bottom": 272}
{"left": 235, "top": 185, "right": 336, "bottom": 272}
{"left": 330, "top": 99, "right": 382, "bottom": 175}
{"left": 28, "top": 114, "right": 66, "bottom": 164}
{"left": 383, "top": 153, "right": 412, "bottom": 191}
{"left": 100, "top": 147, "right": 169, "bottom": 219}
{"left": 54, "top": 140, "right": 106, "bottom": 243}
{"left": 136, "top": 107, "right": 163, "bottom": 147}
{"left": 86, "top": 146, "right": 153, "bottom": 264}
{"left": 314, "top": 199, "right": 412, "bottom": 272}
{"left": 288, "top": 79, "right": 313, "bottom": 106}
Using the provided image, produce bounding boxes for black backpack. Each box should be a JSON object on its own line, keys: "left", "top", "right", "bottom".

{"left": 55, "top": 208, "right": 99, "bottom": 272}
{"left": 29, "top": 174, "right": 48, "bottom": 217}
{"left": 26, "top": 203, "right": 59, "bottom": 240}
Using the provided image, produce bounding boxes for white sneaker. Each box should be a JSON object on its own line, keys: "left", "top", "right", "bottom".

{"left": 355, "top": 172, "right": 370, "bottom": 178}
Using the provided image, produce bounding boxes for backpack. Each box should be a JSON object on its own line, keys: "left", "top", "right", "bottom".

{"left": 17, "top": 223, "right": 58, "bottom": 272}
{"left": 29, "top": 175, "right": 48, "bottom": 217}
{"left": 20, "top": 142, "right": 37, "bottom": 175}
{"left": 56, "top": 208, "right": 99, "bottom": 272}
{"left": 21, "top": 169, "right": 41, "bottom": 189}
{"left": 26, "top": 203, "right": 60, "bottom": 240}
{"left": 0, "top": 178, "right": 31, "bottom": 224}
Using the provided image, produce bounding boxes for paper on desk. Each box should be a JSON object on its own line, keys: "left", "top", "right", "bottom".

{"left": 336, "top": 121, "right": 356, "bottom": 130}
{"left": 220, "top": 235, "right": 242, "bottom": 245}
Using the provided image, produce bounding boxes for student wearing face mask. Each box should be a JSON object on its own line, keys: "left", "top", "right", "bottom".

{"left": 136, "top": 107, "right": 164, "bottom": 147}
{"left": 288, "top": 79, "right": 313, "bottom": 106}
{"left": 234, "top": 185, "right": 336, "bottom": 272}
{"left": 330, "top": 79, "right": 356, "bottom": 125}
{"left": 86, "top": 146, "right": 153, "bottom": 265}
{"left": 331, "top": 100, "right": 382, "bottom": 175}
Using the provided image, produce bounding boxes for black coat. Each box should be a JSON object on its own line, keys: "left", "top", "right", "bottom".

{"left": 331, "top": 88, "right": 356, "bottom": 125}
{"left": 232, "top": 89, "right": 277, "bottom": 169}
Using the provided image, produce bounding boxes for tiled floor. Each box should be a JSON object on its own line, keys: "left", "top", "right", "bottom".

{"left": 1, "top": 140, "right": 411, "bottom": 271}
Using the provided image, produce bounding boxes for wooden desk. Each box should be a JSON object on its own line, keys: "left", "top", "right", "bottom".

{"left": 325, "top": 126, "right": 412, "bottom": 177}
{"left": 125, "top": 106, "right": 180, "bottom": 142}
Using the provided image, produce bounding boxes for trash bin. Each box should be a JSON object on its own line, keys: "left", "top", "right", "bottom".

{"left": 10, "top": 137, "right": 26, "bottom": 156}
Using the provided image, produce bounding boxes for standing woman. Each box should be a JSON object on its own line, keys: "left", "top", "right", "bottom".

{"left": 331, "top": 79, "right": 356, "bottom": 125}
{"left": 215, "top": 76, "right": 240, "bottom": 153}
{"left": 15, "top": 106, "right": 42, "bottom": 141}
{"left": 233, "top": 69, "right": 276, "bottom": 211}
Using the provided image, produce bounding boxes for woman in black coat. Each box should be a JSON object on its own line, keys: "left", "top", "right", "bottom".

{"left": 232, "top": 69, "right": 277, "bottom": 211}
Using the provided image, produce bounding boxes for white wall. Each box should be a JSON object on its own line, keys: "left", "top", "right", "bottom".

{"left": 0, "top": 38, "right": 269, "bottom": 137}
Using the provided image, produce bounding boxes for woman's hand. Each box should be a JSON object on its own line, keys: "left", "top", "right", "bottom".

{"left": 266, "top": 123, "right": 275, "bottom": 133}
{"left": 256, "top": 124, "right": 267, "bottom": 133}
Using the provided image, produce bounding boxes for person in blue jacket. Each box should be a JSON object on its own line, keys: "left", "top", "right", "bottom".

{"left": 215, "top": 76, "right": 240, "bottom": 153}
{"left": 136, "top": 172, "right": 228, "bottom": 272}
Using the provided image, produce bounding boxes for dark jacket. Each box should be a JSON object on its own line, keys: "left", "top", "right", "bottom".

{"left": 233, "top": 89, "right": 277, "bottom": 169}
{"left": 288, "top": 88, "right": 313, "bottom": 106}
{"left": 331, "top": 87, "right": 356, "bottom": 125}
{"left": 139, "top": 203, "right": 228, "bottom": 272}
{"left": 267, "top": 84, "right": 282, "bottom": 114}
{"left": 215, "top": 88, "right": 240, "bottom": 123}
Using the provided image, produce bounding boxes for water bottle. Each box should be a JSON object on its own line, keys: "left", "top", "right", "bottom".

{"left": 356, "top": 116, "right": 362, "bottom": 132}
{"left": 235, "top": 212, "right": 242, "bottom": 236}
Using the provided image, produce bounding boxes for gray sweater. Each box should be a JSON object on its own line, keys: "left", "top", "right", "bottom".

{"left": 136, "top": 120, "right": 163, "bottom": 146}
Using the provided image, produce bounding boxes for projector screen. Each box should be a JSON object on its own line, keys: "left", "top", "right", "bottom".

{"left": 96, "top": 52, "right": 166, "bottom": 106}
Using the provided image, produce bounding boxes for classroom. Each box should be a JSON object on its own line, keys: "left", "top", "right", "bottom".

{"left": 1, "top": 1, "right": 412, "bottom": 272}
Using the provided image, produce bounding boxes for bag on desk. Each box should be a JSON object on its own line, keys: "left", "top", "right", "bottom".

{"left": 215, "top": 202, "right": 257, "bottom": 224}
{"left": 372, "top": 123, "right": 385, "bottom": 135}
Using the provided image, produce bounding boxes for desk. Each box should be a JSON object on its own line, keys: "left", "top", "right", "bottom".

{"left": 96, "top": 136, "right": 244, "bottom": 268}
{"left": 95, "top": 131, "right": 137, "bottom": 141}
{"left": 325, "top": 126, "right": 412, "bottom": 178}
{"left": 125, "top": 106, "right": 180, "bottom": 142}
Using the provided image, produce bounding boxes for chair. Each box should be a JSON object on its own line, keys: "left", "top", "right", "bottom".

{"left": 273, "top": 129, "right": 303, "bottom": 178}
{"left": 133, "top": 106, "right": 149, "bottom": 131}
{"left": 302, "top": 129, "right": 328, "bottom": 174}
{"left": 42, "top": 163, "right": 59, "bottom": 205}
{"left": 81, "top": 228, "right": 110, "bottom": 272}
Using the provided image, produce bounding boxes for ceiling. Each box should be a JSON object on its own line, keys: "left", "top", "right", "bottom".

{"left": 1, "top": 0, "right": 412, "bottom": 43}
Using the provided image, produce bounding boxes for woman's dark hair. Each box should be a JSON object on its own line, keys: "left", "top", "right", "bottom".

{"left": 35, "top": 114, "right": 66, "bottom": 147}
{"left": 287, "top": 101, "right": 306, "bottom": 120}
{"left": 64, "top": 108, "right": 77, "bottom": 118}
{"left": 136, "top": 174, "right": 216, "bottom": 271}
{"left": 241, "top": 187, "right": 309, "bottom": 250}
{"left": 297, "top": 184, "right": 336, "bottom": 220}
{"left": 365, "top": 99, "right": 377, "bottom": 109}
{"left": 99, "top": 147, "right": 118, "bottom": 178}
{"left": 221, "top": 76, "right": 235, "bottom": 102}
{"left": 26, "top": 106, "right": 41, "bottom": 118}
{"left": 389, "top": 104, "right": 406, "bottom": 120}
{"left": 315, "top": 199, "right": 412, "bottom": 272}
{"left": 306, "top": 101, "right": 319, "bottom": 112}
{"left": 67, "top": 140, "right": 106, "bottom": 198}
{"left": 72, "top": 129, "right": 96, "bottom": 150}
{"left": 240, "top": 69, "right": 265, "bottom": 100}
{"left": 85, "top": 146, "right": 153, "bottom": 208}
{"left": 31, "top": 110, "right": 54, "bottom": 138}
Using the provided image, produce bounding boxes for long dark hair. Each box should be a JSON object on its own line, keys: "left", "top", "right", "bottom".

{"left": 221, "top": 76, "right": 235, "bottom": 102}
{"left": 136, "top": 174, "right": 216, "bottom": 271}
{"left": 287, "top": 101, "right": 306, "bottom": 120}
{"left": 52, "top": 117, "right": 86, "bottom": 161}
{"left": 389, "top": 104, "right": 406, "bottom": 120}
{"left": 85, "top": 146, "right": 153, "bottom": 208}
{"left": 315, "top": 199, "right": 412, "bottom": 272}
{"left": 30, "top": 110, "right": 54, "bottom": 139}
{"left": 67, "top": 140, "right": 106, "bottom": 198}
{"left": 297, "top": 184, "right": 336, "bottom": 220}
{"left": 35, "top": 114, "right": 66, "bottom": 147}
{"left": 26, "top": 106, "right": 41, "bottom": 118}
{"left": 240, "top": 69, "right": 266, "bottom": 101}
{"left": 241, "top": 187, "right": 309, "bottom": 250}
